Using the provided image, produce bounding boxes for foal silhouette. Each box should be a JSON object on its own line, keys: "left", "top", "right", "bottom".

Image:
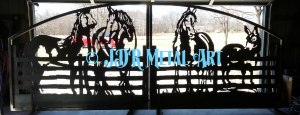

{"left": 221, "top": 26, "right": 261, "bottom": 85}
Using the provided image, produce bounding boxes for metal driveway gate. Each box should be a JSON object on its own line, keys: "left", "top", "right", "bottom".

{"left": 8, "top": 3, "right": 283, "bottom": 111}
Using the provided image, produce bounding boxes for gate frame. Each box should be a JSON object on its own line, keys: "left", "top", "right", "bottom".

{"left": 8, "top": 2, "right": 283, "bottom": 111}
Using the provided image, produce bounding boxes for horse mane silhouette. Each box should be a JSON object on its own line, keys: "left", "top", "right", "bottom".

{"left": 92, "top": 6, "right": 137, "bottom": 95}
{"left": 58, "top": 9, "right": 97, "bottom": 59}
{"left": 173, "top": 7, "right": 197, "bottom": 61}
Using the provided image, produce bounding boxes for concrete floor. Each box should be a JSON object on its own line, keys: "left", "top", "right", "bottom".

{"left": 3, "top": 107, "right": 288, "bottom": 115}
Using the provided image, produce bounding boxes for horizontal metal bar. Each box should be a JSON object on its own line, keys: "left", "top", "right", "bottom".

{"left": 14, "top": 56, "right": 276, "bottom": 63}
{"left": 157, "top": 66, "right": 277, "bottom": 71}
{"left": 18, "top": 75, "right": 144, "bottom": 80}
{"left": 157, "top": 83, "right": 277, "bottom": 89}
{"left": 40, "top": 66, "right": 143, "bottom": 71}
{"left": 32, "top": 0, "right": 150, "bottom": 3}
{"left": 159, "top": 56, "right": 277, "bottom": 61}
{"left": 16, "top": 75, "right": 277, "bottom": 82}
{"left": 14, "top": 65, "right": 276, "bottom": 71}
{"left": 16, "top": 56, "right": 145, "bottom": 62}
{"left": 31, "top": 0, "right": 270, "bottom": 5}
{"left": 156, "top": 75, "right": 277, "bottom": 80}
{"left": 38, "top": 84, "right": 144, "bottom": 90}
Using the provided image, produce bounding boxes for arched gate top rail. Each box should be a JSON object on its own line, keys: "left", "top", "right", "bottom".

{"left": 8, "top": 3, "right": 282, "bottom": 43}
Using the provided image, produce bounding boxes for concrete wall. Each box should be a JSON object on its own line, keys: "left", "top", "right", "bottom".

{"left": 270, "top": 0, "right": 300, "bottom": 96}
{"left": 0, "top": 0, "right": 27, "bottom": 15}
{"left": 0, "top": 0, "right": 29, "bottom": 46}
{"left": 271, "top": 0, "right": 300, "bottom": 73}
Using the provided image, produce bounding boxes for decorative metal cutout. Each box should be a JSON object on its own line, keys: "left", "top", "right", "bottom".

{"left": 172, "top": 7, "right": 215, "bottom": 93}
{"left": 22, "top": 6, "right": 139, "bottom": 96}
{"left": 156, "top": 7, "right": 264, "bottom": 94}
{"left": 153, "top": 6, "right": 281, "bottom": 108}
{"left": 9, "top": 4, "right": 282, "bottom": 110}
{"left": 221, "top": 26, "right": 261, "bottom": 85}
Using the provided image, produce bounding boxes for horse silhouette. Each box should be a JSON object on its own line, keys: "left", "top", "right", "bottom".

{"left": 192, "top": 32, "right": 215, "bottom": 92}
{"left": 23, "top": 35, "right": 61, "bottom": 93}
{"left": 58, "top": 9, "right": 97, "bottom": 95}
{"left": 172, "top": 7, "right": 215, "bottom": 93}
{"left": 23, "top": 9, "right": 97, "bottom": 94}
{"left": 92, "top": 6, "right": 137, "bottom": 95}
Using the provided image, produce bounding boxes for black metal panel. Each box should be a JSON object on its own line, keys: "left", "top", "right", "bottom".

{"left": 150, "top": 5, "right": 282, "bottom": 108}
{"left": 10, "top": 5, "right": 148, "bottom": 110}
{"left": 32, "top": 0, "right": 149, "bottom": 3}
{"left": 31, "top": 0, "right": 271, "bottom": 5}
{"left": 8, "top": 3, "right": 283, "bottom": 111}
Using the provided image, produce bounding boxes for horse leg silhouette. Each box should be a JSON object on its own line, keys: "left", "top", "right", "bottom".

{"left": 245, "top": 63, "right": 254, "bottom": 85}
{"left": 202, "top": 70, "right": 209, "bottom": 92}
{"left": 94, "top": 66, "right": 113, "bottom": 95}
{"left": 241, "top": 63, "right": 247, "bottom": 85}
{"left": 92, "top": 27, "right": 113, "bottom": 95}
{"left": 186, "top": 63, "right": 194, "bottom": 93}
{"left": 83, "top": 62, "right": 92, "bottom": 95}
{"left": 172, "top": 66, "right": 180, "bottom": 93}
{"left": 221, "top": 69, "right": 227, "bottom": 84}
{"left": 94, "top": 69, "right": 105, "bottom": 96}
{"left": 221, "top": 62, "right": 231, "bottom": 84}
{"left": 221, "top": 44, "right": 245, "bottom": 85}
{"left": 196, "top": 70, "right": 201, "bottom": 92}
{"left": 69, "top": 60, "right": 77, "bottom": 95}
{"left": 225, "top": 68, "right": 231, "bottom": 84}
